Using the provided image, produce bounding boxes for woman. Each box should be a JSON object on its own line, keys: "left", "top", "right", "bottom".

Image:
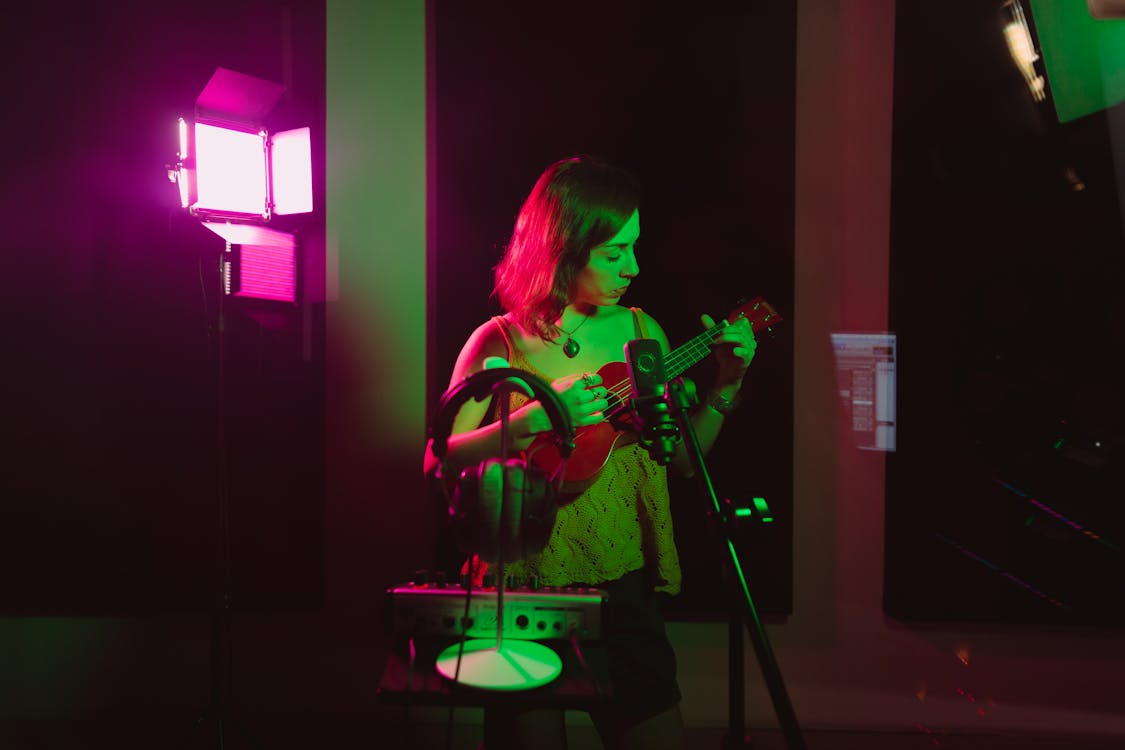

{"left": 424, "top": 155, "right": 756, "bottom": 749}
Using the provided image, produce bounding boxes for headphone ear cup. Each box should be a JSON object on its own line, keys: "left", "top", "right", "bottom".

{"left": 463, "top": 458, "right": 504, "bottom": 561}
{"left": 499, "top": 459, "right": 522, "bottom": 561}
{"left": 502, "top": 459, "right": 557, "bottom": 559}
{"left": 450, "top": 458, "right": 559, "bottom": 562}
{"left": 527, "top": 470, "right": 558, "bottom": 558}
{"left": 448, "top": 461, "right": 487, "bottom": 559}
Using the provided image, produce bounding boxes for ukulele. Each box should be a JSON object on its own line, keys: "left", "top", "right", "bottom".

{"left": 526, "top": 296, "right": 782, "bottom": 495}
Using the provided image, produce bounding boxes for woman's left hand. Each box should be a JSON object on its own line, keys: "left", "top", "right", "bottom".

{"left": 701, "top": 313, "right": 757, "bottom": 387}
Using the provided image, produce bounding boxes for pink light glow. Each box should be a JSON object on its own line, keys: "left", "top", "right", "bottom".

{"left": 194, "top": 123, "right": 267, "bottom": 217}
{"left": 178, "top": 117, "right": 189, "bottom": 159}
{"left": 177, "top": 118, "right": 192, "bottom": 209}
{"left": 196, "top": 67, "right": 284, "bottom": 124}
{"left": 236, "top": 244, "right": 296, "bottom": 301}
{"left": 271, "top": 127, "right": 313, "bottom": 215}
{"left": 202, "top": 222, "right": 297, "bottom": 302}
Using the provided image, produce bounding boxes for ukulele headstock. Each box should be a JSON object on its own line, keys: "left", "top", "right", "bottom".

{"left": 727, "top": 296, "right": 783, "bottom": 337}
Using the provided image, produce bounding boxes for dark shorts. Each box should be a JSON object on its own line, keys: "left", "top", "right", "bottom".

{"left": 587, "top": 567, "right": 682, "bottom": 728}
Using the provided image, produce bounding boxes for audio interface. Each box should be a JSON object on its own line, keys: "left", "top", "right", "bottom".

{"left": 388, "top": 582, "right": 606, "bottom": 641}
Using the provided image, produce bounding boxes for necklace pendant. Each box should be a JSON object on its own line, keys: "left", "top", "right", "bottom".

{"left": 562, "top": 337, "right": 580, "bottom": 358}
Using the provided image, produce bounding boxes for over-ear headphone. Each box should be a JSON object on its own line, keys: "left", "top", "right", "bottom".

{"left": 429, "top": 367, "right": 575, "bottom": 562}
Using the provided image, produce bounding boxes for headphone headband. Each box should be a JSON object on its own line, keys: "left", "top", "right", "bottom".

{"left": 429, "top": 367, "right": 575, "bottom": 460}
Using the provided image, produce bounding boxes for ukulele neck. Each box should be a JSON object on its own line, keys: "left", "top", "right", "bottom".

{"left": 664, "top": 323, "right": 726, "bottom": 381}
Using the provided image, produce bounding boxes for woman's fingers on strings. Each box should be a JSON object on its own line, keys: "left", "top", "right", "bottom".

{"left": 584, "top": 375, "right": 609, "bottom": 423}
{"left": 584, "top": 389, "right": 609, "bottom": 421}
{"left": 576, "top": 405, "right": 606, "bottom": 426}
{"left": 551, "top": 372, "right": 607, "bottom": 425}
{"left": 558, "top": 371, "right": 602, "bottom": 391}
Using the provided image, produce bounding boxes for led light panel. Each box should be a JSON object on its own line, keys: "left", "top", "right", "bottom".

{"left": 194, "top": 123, "right": 267, "bottom": 217}
{"left": 271, "top": 127, "right": 313, "bottom": 215}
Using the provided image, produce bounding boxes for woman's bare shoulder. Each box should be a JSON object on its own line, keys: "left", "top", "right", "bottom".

{"left": 633, "top": 307, "right": 672, "bottom": 352}
{"left": 450, "top": 317, "right": 510, "bottom": 382}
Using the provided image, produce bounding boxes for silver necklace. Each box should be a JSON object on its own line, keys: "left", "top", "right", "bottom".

{"left": 559, "top": 313, "right": 591, "bottom": 358}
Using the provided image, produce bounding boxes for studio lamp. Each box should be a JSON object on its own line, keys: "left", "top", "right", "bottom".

{"left": 169, "top": 67, "right": 312, "bottom": 302}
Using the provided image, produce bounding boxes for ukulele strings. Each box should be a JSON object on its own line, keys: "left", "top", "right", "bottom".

{"left": 599, "top": 321, "right": 732, "bottom": 417}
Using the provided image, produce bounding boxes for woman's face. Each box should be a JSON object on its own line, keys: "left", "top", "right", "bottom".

{"left": 572, "top": 208, "right": 640, "bottom": 307}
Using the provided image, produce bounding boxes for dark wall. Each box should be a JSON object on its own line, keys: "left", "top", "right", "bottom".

{"left": 429, "top": 2, "right": 797, "bottom": 616}
{"left": 0, "top": 1, "right": 326, "bottom": 612}
{"left": 886, "top": 0, "right": 1125, "bottom": 624}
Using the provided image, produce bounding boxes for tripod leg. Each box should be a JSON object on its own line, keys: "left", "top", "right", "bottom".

{"left": 727, "top": 541, "right": 806, "bottom": 750}
{"left": 723, "top": 605, "right": 753, "bottom": 750}
{"left": 662, "top": 380, "right": 805, "bottom": 750}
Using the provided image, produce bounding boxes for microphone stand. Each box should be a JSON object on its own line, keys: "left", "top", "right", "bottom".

{"left": 661, "top": 378, "right": 807, "bottom": 750}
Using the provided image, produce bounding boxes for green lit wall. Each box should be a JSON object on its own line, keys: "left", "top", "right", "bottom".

{"left": 1031, "top": 0, "right": 1125, "bottom": 122}
{"left": 325, "top": 0, "right": 429, "bottom": 602}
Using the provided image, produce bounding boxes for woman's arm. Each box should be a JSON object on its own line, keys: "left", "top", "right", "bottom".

{"left": 422, "top": 321, "right": 547, "bottom": 482}
{"left": 422, "top": 319, "right": 610, "bottom": 483}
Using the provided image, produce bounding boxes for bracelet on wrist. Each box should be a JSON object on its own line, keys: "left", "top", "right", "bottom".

{"left": 706, "top": 391, "right": 741, "bottom": 416}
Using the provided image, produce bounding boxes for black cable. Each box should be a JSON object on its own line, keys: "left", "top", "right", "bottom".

{"left": 401, "top": 638, "right": 419, "bottom": 750}
{"left": 569, "top": 629, "right": 603, "bottom": 701}
{"left": 405, "top": 636, "right": 417, "bottom": 691}
{"left": 444, "top": 554, "right": 476, "bottom": 750}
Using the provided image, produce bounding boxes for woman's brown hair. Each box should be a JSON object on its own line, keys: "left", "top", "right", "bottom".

{"left": 494, "top": 155, "right": 640, "bottom": 340}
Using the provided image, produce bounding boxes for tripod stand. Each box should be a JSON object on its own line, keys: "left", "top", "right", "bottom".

{"left": 664, "top": 378, "right": 806, "bottom": 750}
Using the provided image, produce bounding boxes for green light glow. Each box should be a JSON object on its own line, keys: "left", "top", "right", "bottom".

{"left": 1030, "top": 0, "right": 1125, "bottom": 122}
{"left": 753, "top": 496, "right": 774, "bottom": 522}
{"left": 734, "top": 497, "right": 774, "bottom": 522}
{"left": 327, "top": 0, "right": 427, "bottom": 448}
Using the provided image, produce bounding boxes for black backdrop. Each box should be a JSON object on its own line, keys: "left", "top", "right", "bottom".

{"left": 0, "top": 1, "right": 792, "bottom": 617}
{"left": 0, "top": 0, "right": 326, "bottom": 612}
{"left": 885, "top": 1, "right": 1125, "bottom": 625}
{"left": 428, "top": 2, "right": 797, "bottom": 618}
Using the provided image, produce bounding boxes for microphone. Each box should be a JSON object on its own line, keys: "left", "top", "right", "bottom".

{"left": 624, "top": 338, "right": 680, "bottom": 465}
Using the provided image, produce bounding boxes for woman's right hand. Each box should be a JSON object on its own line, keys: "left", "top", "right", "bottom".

{"left": 551, "top": 371, "right": 609, "bottom": 427}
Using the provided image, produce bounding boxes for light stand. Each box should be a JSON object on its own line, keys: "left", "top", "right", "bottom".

{"left": 662, "top": 377, "right": 806, "bottom": 750}
{"left": 169, "top": 66, "right": 314, "bottom": 748}
{"left": 182, "top": 247, "right": 259, "bottom": 750}
{"left": 433, "top": 379, "right": 563, "bottom": 691}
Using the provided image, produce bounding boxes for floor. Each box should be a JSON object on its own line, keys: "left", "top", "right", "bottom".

{"left": 1, "top": 718, "right": 1122, "bottom": 750}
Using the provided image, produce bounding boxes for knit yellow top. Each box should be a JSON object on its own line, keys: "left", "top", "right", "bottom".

{"left": 490, "top": 313, "right": 682, "bottom": 595}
